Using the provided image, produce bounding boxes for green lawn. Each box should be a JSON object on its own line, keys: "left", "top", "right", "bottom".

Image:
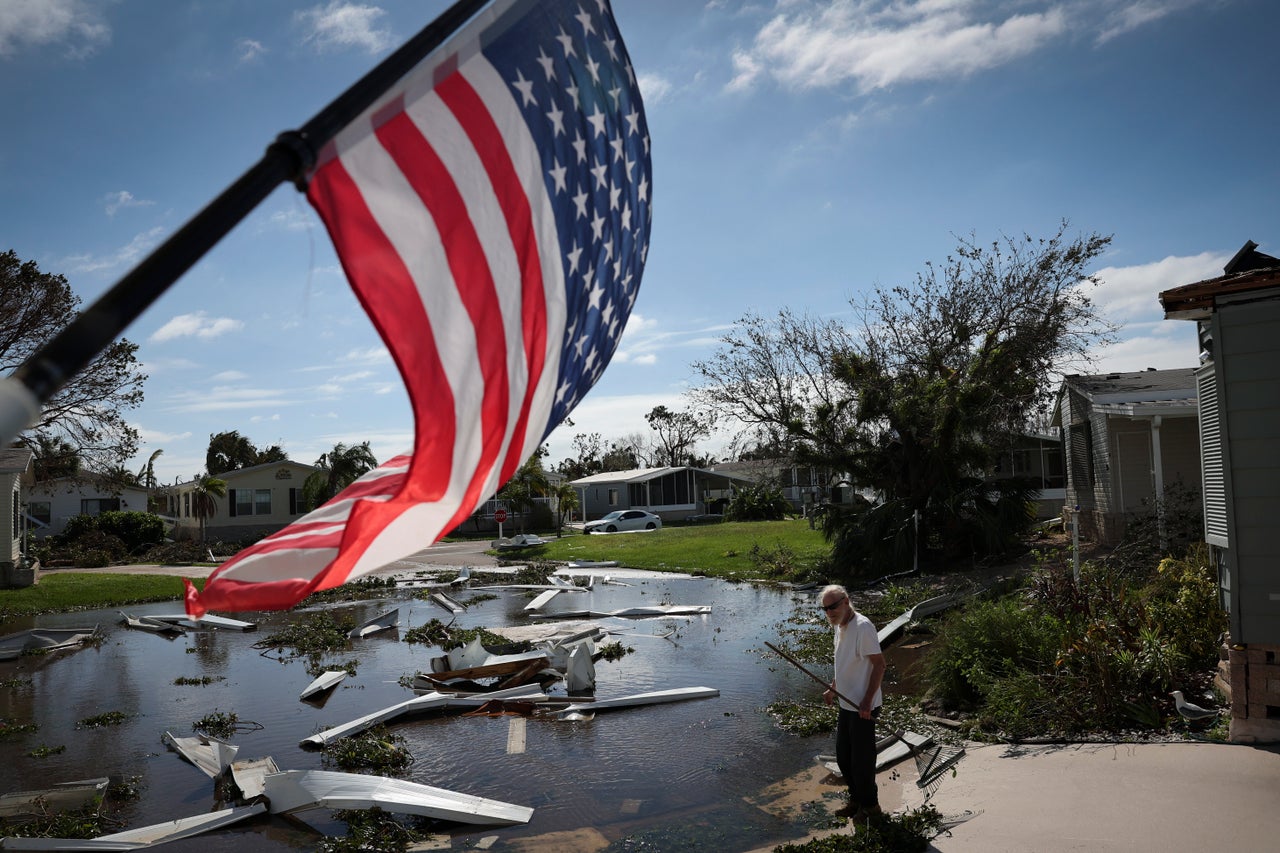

{"left": 0, "top": 574, "right": 202, "bottom": 620}
{"left": 505, "top": 519, "right": 832, "bottom": 580}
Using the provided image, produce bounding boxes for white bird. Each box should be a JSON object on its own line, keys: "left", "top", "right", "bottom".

{"left": 1171, "top": 690, "right": 1220, "bottom": 722}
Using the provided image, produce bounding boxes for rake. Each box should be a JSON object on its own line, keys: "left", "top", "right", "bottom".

{"left": 765, "top": 641, "right": 964, "bottom": 798}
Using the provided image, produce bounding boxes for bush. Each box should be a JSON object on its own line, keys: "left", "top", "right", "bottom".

{"left": 725, "top": 483, "right": 791, "bottom": 521}
{"left": 91, "top": 511, "right": 165, "bottom": 553}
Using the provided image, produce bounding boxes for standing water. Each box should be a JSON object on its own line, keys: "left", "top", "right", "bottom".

{"left": 0, "top": 564, "right": 852, "bottom": 851}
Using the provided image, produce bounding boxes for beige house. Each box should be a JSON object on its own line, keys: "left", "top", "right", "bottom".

{"left": 169, "top": 460, "right": 319, "bottom": 541}
{"left": 0, "top": 448, "right": 34, "bottom": 587}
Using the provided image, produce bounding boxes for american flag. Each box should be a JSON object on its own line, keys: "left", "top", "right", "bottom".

{"left": 186, "top": 0, "right": 650, "bottom": 616}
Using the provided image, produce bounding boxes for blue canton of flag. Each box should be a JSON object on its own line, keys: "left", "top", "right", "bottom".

{"left": 484, "top": 0, "right": 653, "bottom": 429}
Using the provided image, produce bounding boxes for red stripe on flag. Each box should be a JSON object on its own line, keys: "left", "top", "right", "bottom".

{"left": 307, "top": 151, "right": 462, "bottom": 583}
{"left": 437, "top": 72, "right": 548, "bottom": 485}
{"left": 374, "top": 107, "right": 512, "bottom": 531}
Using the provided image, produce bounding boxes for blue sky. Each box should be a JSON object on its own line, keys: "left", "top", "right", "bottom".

{"left": 2, "top": 0, "right": 1276, "bottom": 486}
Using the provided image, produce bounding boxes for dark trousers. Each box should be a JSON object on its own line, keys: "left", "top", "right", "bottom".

{"left": 835, "top": 705, "right": 880, "bottom": 809}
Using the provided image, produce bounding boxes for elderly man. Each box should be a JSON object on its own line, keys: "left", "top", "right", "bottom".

{"left": 820, "top": 583, "right": 885, "bottom": 821}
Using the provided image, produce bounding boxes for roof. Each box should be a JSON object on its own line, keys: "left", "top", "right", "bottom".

{"left": 1160, "top": 240, "right": 1280, "bottom": 320}
{"left": 568, "top": 465, "right": 754, "bottom": 487}
{"left": 0, "top": 448, "right": 33, "bottom": 474}
{"left": 1062, "top": 367, "right": 1197, "bottom": 402}
{"left": 1057, "top": 368, "right": 1198, "bottom": 422}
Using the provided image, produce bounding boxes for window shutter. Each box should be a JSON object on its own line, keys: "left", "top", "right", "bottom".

{"left": 228, "top": 488, "right": 237, "bottom": 517}
{"left": 289, "top": 488, "right": 298, "bottom": 515}
{"left": 1197, "top": 365, "right": 1228, "bottom": 545}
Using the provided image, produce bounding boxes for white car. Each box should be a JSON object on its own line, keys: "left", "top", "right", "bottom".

{"left": 583, "top": 510, "right": 662, "bottom": 534}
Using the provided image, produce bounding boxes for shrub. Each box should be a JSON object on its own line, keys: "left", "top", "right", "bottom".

{"left": 725, "top": 483, "right": 791, "bottom": 521}
{"left": 60, "top": 511, "right": 163, "bottom": 552}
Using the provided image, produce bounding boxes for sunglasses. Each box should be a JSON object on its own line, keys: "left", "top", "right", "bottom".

{"left": 820, "top": 598, "right": 846, "bottom": 612}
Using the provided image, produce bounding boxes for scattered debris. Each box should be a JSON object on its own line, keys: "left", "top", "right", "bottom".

{"left": 0, "top": 778, "right": 108, "bottom": 822}
{"left": 301, "top": 684, "right": 547, "bottom": 747}
{"left": 321, "top": 726, "right": 413, "bottom": 774}
{"left": 118, "top": 611, "right": 185, "bottom": 636}
{"left": 301, "top": 670, "right": 350, "bottom": 701}
{"left": 493, "top": 533, "right": 549, "bottom": 550}
{"left": 0, "top": 803, "right": 268, "bottom": 849}
{"left": 230, "top": 757, "right": 280, "bottom": 800}
{"left": 876, "top": 591, "right": 965, "bottom": 645}
{"left": 428, "top": 592, "right": 466, "bottom": 614}
{"left": 534, "top": 605, "right": 711, "bottom": 619}
{"left": 147, "top": 614, "right": 256, "bottom": 632}
{"left": 557, "top": 686, "right": 719, "bottom": 721}
{"left": 162, "top": 731, "right": 239, "bottom": 778}
{"left": 0, "top": 627, "right": 99, "bottom": 661}
{"left": 262, "top": 770, "right": 534, "bottom": 826}
{"left": 348, "top": 607, "right": 400, "bottom": 639}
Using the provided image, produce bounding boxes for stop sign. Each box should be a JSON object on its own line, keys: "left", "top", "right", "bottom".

{"left": 494, "top": 509, "right": 508, "bottom": 523}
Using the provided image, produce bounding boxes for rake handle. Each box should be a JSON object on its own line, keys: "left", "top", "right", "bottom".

{"left": 764, "top": 641, "right": 920, "bottom": 756}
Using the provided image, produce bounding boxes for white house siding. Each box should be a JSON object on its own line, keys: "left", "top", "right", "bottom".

{"left": 171, "top": 462, "right": 318, "bottom": 541}
{"left": 26, "top": 480, "right": 150, "bottom": 537}
{"left": 1217, "top": 298, "right": 1280, "bottom": 644}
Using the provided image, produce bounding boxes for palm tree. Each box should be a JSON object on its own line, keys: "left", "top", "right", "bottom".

{"left": 498, "top": 454, "right": 551, "bottom": 533}
{"left": 550, "top": 481, "right": 579, "bottom": 537}
{"left": 136, "top": 448, "right": 163, "bottom": 489}
{"left": 190, "top": 474, "right": 227, "bottom": 543}
{"left": 30, "top": 435, "right": 82, "bottom": 481}
{"left": 302, "top": 442, "right": 378, "bottom": 509}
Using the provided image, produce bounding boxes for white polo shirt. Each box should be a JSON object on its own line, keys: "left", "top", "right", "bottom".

{"left": 833, "top": 611, "right": 882, "bottom": 713}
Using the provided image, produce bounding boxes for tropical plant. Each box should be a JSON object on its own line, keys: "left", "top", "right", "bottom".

{"left": 190, "top": 475, "right": 227, "bottom": 542}
{"left": 498, "top": 452, "right": 550, "bottom": 533}
{"left": 302, "top": 442, "right": 378, "bottom": 509}
{"left": 205, "top": 430, "right": 287, "bottom": 475}
{"left": 136, "top": 448, "right": 163, "bottom": 489}
{"left": 550, "top": 481, "right": 579, "bottom": 536}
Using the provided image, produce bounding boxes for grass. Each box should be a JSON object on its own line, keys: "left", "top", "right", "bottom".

{"left": 503, "top": 519, "right": 830, "bottom": 580}
{"left": 0, "top": 574, "right": 203, "bottom": 620}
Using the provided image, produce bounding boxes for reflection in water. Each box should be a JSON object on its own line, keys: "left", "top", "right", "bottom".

{"left": 0, "top": 571, "right": 842, "bottom": 851}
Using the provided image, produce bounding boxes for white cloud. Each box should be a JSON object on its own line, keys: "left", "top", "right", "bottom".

{"left": 250, "top": 413, "right": 282, "bottom": 422}
{"left": 165, "top": 385, "right": 296, "bottom": 414}
{"left": 729, "top": 1, "right": 1067, "bottom": 93}
{"left": 60, "top": 227, "right": 165, "bottom": 274}
{"left": 296, "top": 1, "right": 393, "bottom": 54}
{"left": 266, "top": 208, "right": 314, "bottom": 232}
{"left": 638, "top": 72, "right": 673, "bottom": 104}
{"left": 1096, "top": 0, "right": 1203, "bottom": 45}
{"left": 149, "top": 311, "right": 245, "bottom": 343}
{"left": 0, "top": 0, "right": 109, "bottom": 59}
{"left": 1091, "top": 250, "right": 1227, "bottom": 323}
{"left": 235, "top": 37, "right": 267, "bottom": 63}
{"left": 212, "top": 370, "right": 248, "bottom": 382}
{"left": 134, "top": 425, "right": 192, "bottom": 444}
{"left": 103, "top": 190, "right": 153, "bottom": 218}
{"left": 342, "top": 345, "right": 392, "bottom": 364}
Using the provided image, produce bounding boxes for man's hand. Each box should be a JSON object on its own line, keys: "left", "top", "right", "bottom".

{"left": 823, "top": 686, "right": 835, "bottom": 706}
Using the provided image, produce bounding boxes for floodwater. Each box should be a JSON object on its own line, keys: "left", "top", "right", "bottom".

{"left": 0, "top": 564, "right": 867, "bottom": 851}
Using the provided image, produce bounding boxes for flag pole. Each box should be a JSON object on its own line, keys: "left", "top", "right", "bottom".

{"left": 0, "top": 0, "right": 491, "bottom": 447}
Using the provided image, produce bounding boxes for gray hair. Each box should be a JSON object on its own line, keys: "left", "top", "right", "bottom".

{"left": 819, "top": 584, "right": 848, "bottom": 601}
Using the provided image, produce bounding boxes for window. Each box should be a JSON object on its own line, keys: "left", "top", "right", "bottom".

{"left": 608, "top": 488, "right": 619, "bottom": 506}
{"left": 184, "top": 492, "right": 190, "bottom": 517}
{"left": 234, "top": 488, "right": 273, "bottom": 516}
{"left": 28, "top": 501, "right": 52, "bottom": 526}
{"left": 81, "top": 498, "right": 120, "bottom": 515}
